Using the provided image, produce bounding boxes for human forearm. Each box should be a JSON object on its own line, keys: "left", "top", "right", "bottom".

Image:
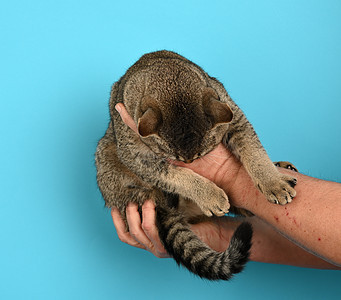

{"left": 226, "top": 166, "right": 341, "bottom": 267}
{"left": 209, "top": 216, "right": 340, "bottom": 269}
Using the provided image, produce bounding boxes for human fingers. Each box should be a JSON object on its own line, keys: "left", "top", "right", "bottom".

{"left": 115, "top": 103, "right": 138, "bottom": 134}
{"left": 141, "top": 200, "right": 170, "bottom": 258}
{"left": 125, "top": 202, "right": 158, "bottom": 253}
{"left": 111, "top": 207, "right": 146, "bottom": 250}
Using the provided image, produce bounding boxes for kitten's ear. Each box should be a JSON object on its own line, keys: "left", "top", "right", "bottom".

{"left": 137, "top": 107, "right": 162, "bottom": 137}
{"left": 203, "top": 88, "right": 233, "bottom": 126}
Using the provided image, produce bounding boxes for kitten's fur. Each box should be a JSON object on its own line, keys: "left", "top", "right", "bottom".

{"left": 95, "top": 50, "right": 297, "bottom": 280}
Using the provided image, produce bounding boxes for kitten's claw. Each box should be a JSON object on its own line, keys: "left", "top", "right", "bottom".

{"left": 213, "top": 205, "right": 229, "bottom": 217}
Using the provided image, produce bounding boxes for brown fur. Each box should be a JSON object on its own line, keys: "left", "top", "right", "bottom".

{"left": 95, "top": 50, "right": 297, "bottom": 280}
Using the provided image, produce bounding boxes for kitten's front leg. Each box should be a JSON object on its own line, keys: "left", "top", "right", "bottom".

{"left": 122, "top": 151, "right": 230, "bottom": 217}
{"left": 164, "top": 165, "right": 231, "bottom": 217}
{"left": 226, "top": 118, "right": 297, "bottom": 205}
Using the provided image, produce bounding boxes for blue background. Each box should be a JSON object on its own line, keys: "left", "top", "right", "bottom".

{"left": 1, "top": 0, "right": 340, "bottom": 299}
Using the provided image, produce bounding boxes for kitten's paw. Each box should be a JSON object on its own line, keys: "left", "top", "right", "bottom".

{"left": 259, "top": 174, "right": 297, "bottom": 205}
{"left": 198, "top": 188, "right": 230, "bottom": 217}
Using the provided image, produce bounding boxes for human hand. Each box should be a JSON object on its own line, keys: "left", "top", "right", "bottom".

{"left": 111, "top": 200, "right": 170, "bottom": 258}
{"left": 111, "top": 200, "right": 236, "bottom": 257}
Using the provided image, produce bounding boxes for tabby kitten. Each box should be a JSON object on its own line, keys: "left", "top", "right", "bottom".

{"left": 95, "top": 50, "right": 297, "bottom": 280}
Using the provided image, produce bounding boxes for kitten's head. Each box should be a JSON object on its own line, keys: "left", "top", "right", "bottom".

{"left": 137, "top": 88, "right": 233, "bottom": 162}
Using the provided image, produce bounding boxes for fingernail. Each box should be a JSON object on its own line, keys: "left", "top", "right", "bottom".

{"left": 115, "top": 104, "right": 121, "bottom": 113}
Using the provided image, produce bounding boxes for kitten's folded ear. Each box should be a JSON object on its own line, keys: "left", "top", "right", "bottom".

{"left": 203, "top": 88, "right": 233, "bottom": 126}
{"left": 138, "top": 97, "right": 162, "bottom": 137}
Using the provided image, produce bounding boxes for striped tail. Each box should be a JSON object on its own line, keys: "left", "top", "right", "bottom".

{"left": 156, "top": 206, "right": 253, "bottom": 281}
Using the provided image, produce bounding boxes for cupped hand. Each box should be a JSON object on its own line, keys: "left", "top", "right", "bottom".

{"left": 111, "top": 201, "right": 170, "bottom": 258}
{"left": 111, "top": 200, "right": 235, "bottom": 257}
